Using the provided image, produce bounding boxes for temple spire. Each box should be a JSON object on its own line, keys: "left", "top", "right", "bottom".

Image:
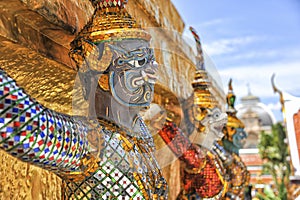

{"left": 271, "top": 74, "right": 285, "bottom": 114}
{"left": 247, "top": 83, "right": 252, "bottom": 96}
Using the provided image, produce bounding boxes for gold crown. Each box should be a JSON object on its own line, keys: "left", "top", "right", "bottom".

{"left": 70, "top": 0, "right": 151, "bottom": 71}
{"left": 224, "top": 115, "right": 245, "bottom": 141}
{"left": 227, "top": 115, "right": 245, "bottom": 129}
{"left": 192, "top": 70, "right": 218, "bottom": 109}
{"left": 189, "top": 27, "right": 217, "bottom": 110}
{"left": 224, "top": 79, "right": 245, "bottom": 140}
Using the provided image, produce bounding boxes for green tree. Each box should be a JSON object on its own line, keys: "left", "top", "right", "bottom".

{"left": 257, "top": 123, "right": 291, "bottom": 200}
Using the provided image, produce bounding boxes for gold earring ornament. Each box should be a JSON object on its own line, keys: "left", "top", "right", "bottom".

{"left": 98, "top": 74, "right": 110, "bottom": 91}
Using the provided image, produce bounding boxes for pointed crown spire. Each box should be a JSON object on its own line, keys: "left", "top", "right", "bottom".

{"left": 190, "top": 26, "right": 217, "bottom": 109}
{"left": 90, "top": 0, "right": 128, "bottom": 9}
{"left": 226, "top": 78, "right": 236, "bottom": 112}
{"left": 75, "top": 0, "right": 151, "bottom": 44}
{"left": 189, "top": 26, "right": 205, "bottom": 70}
{"left": 224, "top": 79, "right": 245, "bottom": 140}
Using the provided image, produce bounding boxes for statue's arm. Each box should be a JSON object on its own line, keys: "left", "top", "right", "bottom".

{"left": 0, "top": 69, "right": 91, "bottom": 174}
{"left": 158, "top": 120, "right": 203, "bottom": 168}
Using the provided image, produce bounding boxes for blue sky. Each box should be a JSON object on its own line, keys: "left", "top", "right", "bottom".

{"left": 171, "top": 0, "right": 300, "bottom": 122}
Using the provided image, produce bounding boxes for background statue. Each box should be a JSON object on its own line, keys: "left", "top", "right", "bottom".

{"left": 221, "top": 79, "right": 251, "bottom": 200}
{"left": 0, "top": 0, "right": 168, "bottom": 199}
{"left": 157, "top": 27, "right": 230, "bottom": 200}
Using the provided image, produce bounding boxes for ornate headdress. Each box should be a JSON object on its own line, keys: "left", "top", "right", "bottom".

{"left": 70, "top": 0, "right": 152, "bottom": 71}
{"left": 224, "top": 79, "right": 245, "bottom": 140}
{"left": 190, "top": 27, "right": 217, "bottom": 113}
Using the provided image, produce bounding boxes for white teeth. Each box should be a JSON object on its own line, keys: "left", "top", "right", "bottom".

{"left": 141, "top": 70, "right": 147, "bottom": 78}
{"left": 135, "top": 80, "right": 145, "bottom": 86}
{"left": 148, "top": 79, "right": 156, "bottom": 84}
{"left": 147, "top": 73, "right": 157, "bottom": 80}
{"left": 141, "top": 70, "right": 149, "bottom": 82}
{"left": 141, "top": 69, "right": 157, "bottom": 83}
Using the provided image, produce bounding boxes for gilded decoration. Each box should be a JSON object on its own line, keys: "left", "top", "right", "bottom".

{"left": 0, "top": 0, "right": 225, "bottom": 199}
{"left": 0, "top": 0, "right": 169, "bottom": 199}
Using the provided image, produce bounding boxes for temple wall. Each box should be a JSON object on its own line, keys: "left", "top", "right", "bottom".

{"left": 0, "top": 0, "right": 225, "bottom": 199}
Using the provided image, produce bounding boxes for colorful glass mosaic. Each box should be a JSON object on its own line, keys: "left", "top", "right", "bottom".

{"left": 0, "top": 70, "right": 88, "bottom": 171}
{"left": 0, "top": 69, "right": 168, "bottom": 199}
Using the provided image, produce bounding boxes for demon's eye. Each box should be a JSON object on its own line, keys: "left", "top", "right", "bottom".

{"left": 128, "top": 57, "right": 147, "bottom": 68}
{"left": 213, "top": 111, "right": 220, "bottom": 118}
{"left": 138, "top": 58, "right": 147, "bottom": 66}
{"left": 128, "top": 60, "right": 135, "bottom": 67}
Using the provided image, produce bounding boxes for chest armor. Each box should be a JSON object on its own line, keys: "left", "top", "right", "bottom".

{"left": 181, "top": 152, "right": 228, "bottom": 200}
{"left": 63, "top": 119, "right": 168, "bottom": 200}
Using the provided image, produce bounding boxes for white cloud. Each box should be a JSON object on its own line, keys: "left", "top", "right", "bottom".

{"left": 267, "top": 102, "right": 282, "bottom": 111}
{"left": 228, "top": 50, "right": 279, "bottom": 60}
{"left": 199, "top": 18, "right": 228, "bottom": 27}
{"left": 203, "top": 36, "right": 263, "bottom": 56}
{"left": 218, "top": 48, "right": 300, "bottom": 62}
{"left": 219, "top": 60, "right": 300, "bottom": 99}
{"left": 267, "top": 102, "right": 284, "bottom": 122}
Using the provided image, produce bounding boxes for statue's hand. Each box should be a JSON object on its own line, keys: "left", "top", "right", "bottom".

{"left": 141, "top": 104, "right": 167, "bottom": 133}
{"left": 212, "top": 142, "right": 233, "bottom": 167}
